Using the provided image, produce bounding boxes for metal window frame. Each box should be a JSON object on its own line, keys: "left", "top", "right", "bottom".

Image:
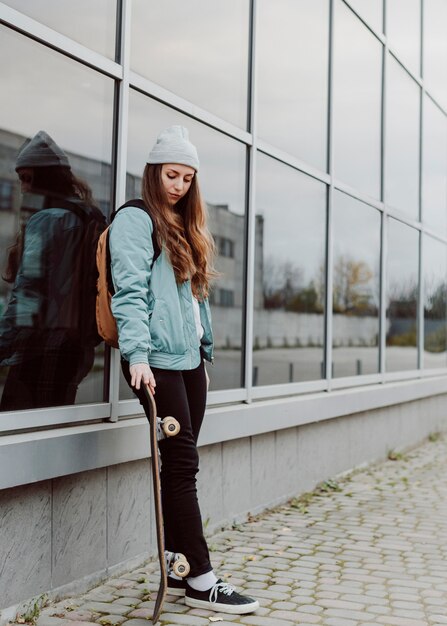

{"left": 0, "top": 2, "right": 122, "bottom": 79}
{"left": 0, "top": 0, "right": 447, "bottom": 437}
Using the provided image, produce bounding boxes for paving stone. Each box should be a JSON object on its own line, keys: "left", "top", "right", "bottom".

{"left": 377, "top": 617, "right": 429, "bottom": 626}
{"left": 80, "top": 604, "right": 131, "bottom": 616}
{"left": 324, "top": 609, "right": 376, "bottom": 621}
{"left": 61, "top": 611, "right": 95, "bottom": 622}
{"left": 270, "top": 601, "right": 298, "bottom": 610}
{"left": 96, "top": 616, "right": 127, "bottom": 625}
{"left": 110, "top": 599, "right": 140, "bottom": 607}
{"left": 269, "top": 610, "right": 321, "bottom": 623}
{"left": 59, "top": 622, "right": 98, "bottom": 626}
{"left": 113, "top": 589, "right": 145, "bottom": 599}
{"left": 126, "top": 609, "right": 153, "bottom": 619}
{"left": 152, "top": 614, "right": 209, "bottom": 625}
{"left": 36, "top": 618, "right": 70, "bottom": 626}
{"left": 240, "top": 617, "right": 295, "bottom": 626}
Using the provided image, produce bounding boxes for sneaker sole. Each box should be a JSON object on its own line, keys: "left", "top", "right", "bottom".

{"left": 167, "top": 588, "right": 185, "bottom": 597}
{"left": 185, "top": 597, "right": 259, "bottom": 614}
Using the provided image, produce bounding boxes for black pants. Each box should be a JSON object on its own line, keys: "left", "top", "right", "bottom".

{"left": 121, "top": 358, "right": 212, "bottom": 577}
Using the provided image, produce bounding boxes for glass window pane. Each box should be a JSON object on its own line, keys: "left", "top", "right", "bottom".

{"left": 347, "top": 0, "right": 383, "bottom": 32}
{"left": 386, "top": 219, "right": 419, "bottom": 371}
{"left": 130, "top": 0, "right": 250, "bottom": 128}
{"left": 423, "top": 0, "right": 447, "bottom": 109}
{"left": 3, "top": 0, "right": 117, "bottom": 58}
{"left": 333, "top": 0, "right": 382, "bottom": 198}
{"left": 424, "top": 236, "right": 447, "bottom": 368}
{"left": 333, "top": 192, "right": 381, "bottom": 378}
{"left": 253, "top": 153, "right": 327, "bottom": 386}
{"left": 387, "top": 0, "right": 421, "bottom": 76}
{"left": 257, "top": 0, "right": 329, "bottom": 171}
{"left": 385, "top": 57, "right": 420, "bottom": 218}
{"left": 0, "top": 27, "right": 114, "bottom": 411}
{"left": 121, "top": 89, "right": 247, "bottom": 399}
{"left": 422, "top": 98, "right": 447, "bottom": 234}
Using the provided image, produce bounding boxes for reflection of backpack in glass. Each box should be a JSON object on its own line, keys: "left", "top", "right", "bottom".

{"left": 96, "top": 199, "right": 161, "bottom": 348}
{"left": 64, "top": 199, "right": 108, "bottom": 347}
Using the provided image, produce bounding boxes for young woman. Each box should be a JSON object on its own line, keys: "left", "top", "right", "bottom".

{"left": 109, "top": 126, "right": 259, "bottom": 615}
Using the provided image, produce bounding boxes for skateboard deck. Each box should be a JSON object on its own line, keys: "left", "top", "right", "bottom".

{"left": 143, "top": 384, "right": 167, "bottom": 623}
{"left": 142, "top": 384, "right": 189, "bottom": 624}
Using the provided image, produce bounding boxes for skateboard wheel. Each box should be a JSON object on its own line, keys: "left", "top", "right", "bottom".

{"left": 162, "top": 416, "right": 180, "bottom": 437}
{"left": 173, "top": 553, "right": 190, "bottom": 577}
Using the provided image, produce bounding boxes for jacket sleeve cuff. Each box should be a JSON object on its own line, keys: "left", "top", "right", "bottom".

{"left": 128, "top": 350, "right": 149, "bottom": 367}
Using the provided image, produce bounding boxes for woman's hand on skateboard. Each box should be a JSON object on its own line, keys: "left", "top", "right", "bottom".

{"left": 130, "top": 363, "right": 156, "bottom": 394}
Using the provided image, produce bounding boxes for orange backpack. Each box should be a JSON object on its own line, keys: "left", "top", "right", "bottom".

{"left": 96, "top": 200, "right": 160, "bottom": 348}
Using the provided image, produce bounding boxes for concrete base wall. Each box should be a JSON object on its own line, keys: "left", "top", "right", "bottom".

{"left": 1, "top": 393, "right": 447, "bottom": 619}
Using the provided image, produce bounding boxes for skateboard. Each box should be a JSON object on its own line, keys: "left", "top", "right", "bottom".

{"left": 142, "top": 384, "right": 190, "bottom": 624}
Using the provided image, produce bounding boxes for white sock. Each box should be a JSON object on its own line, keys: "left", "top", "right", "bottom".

{"left": 187, "top": 570, "right": 218, "bottom": 591}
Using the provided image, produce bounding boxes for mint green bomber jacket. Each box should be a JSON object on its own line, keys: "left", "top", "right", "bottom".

{"left": 109, "top": 207, "right": 214, "bottom": 369}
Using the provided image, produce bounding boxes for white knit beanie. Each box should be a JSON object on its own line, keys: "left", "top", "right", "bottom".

{"left": 147, "top": 125, "right": 199, "bottom": 171}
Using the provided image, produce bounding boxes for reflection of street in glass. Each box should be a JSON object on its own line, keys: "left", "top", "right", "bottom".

{"left": 0, "top": 131, "right": 106, "bottom": 410}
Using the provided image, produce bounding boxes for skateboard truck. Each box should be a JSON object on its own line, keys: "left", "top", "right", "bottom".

{"left": 157, "top": 416, "right": 180, "bottom": 439}
{"left": 165, "top": 550, "right": 191, "bottom": 578}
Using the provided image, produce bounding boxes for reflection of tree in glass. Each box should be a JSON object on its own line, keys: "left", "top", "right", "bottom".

{"left": 424, "top": 278, "right": 447, "bottom": 353}
{"left": 425, "top": 280, "right": 447, "bottom": 318}
{"left": 332, "top": 254, "right": 377, "bottom": 315}
{"left": 387, "top": 277, "right": 418, "bottom": 347}
{"left": 263, "top": 256, "right": 324, "bottom": 313}
{"left": 387, "top": 279, "right": 418, "bottom": 318}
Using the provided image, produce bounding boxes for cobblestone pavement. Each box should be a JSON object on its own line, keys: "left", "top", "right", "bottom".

{"left": 14, "top": 432, "right": 447, "bottom": 626}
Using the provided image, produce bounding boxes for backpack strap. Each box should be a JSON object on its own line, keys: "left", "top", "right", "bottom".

{"left": 106, "top": 199, "right": 161, "bottom": 295}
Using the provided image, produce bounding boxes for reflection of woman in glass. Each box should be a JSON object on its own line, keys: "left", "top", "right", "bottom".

{"left": 111, "top": 126, "right": 259, "bottom": 614}
{"left": 0, "top": 131, "right": 105, "bottom": 410}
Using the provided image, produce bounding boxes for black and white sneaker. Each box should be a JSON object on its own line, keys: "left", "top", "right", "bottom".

{"left": 185, "top": 579, "right": 259, "bottom": 614}
{"left": 167, "top": 576, "right": 186, "bottom": 597}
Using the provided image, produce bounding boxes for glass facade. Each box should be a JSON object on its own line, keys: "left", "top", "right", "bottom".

{"left": 386, "top": 219, "right": 419, "bottom": 371}
{"left": 385, "top": 57, "right": 421, "bottom": 218}
{"left": 257, "top": 0, "right": 329, "bottom": 170}
{"left": 253, "top": 154, "right": 326, "bottom": 385}
{"left": 333, "top": 0, "right": 382, "bottom": 198}
{"left": 0, "top": 0, "right": 446, "bottom": 426}
{"left": 332, "top": 192, "right": 381, "bottom": 378}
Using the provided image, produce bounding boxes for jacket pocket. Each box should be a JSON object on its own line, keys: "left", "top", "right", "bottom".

{"left": 149, "top": 298, "right": 188, "bottom": 355}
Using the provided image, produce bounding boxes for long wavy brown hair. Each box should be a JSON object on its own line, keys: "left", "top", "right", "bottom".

{"left": 142, "top": 164, "right": 218, "bottom": 299}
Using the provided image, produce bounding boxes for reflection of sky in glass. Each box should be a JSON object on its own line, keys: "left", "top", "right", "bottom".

{"left": 423, "top": 0, "right": 447, "bottom": 109}
{"left": 347, "top": 0, "right": 383, "bottom": 32}
{"left": 3, "top": 0, "right": 116, "bottom": 58}
{"left": 333, "top": 0, "right": 382, "bottom": 199}
{"left": 422, "top": 97, "right": 447, "bottom": 234}
{"left": 127, "top": 90, "right": 245, "bottom": 216}
{"left": 387, "top": 0, "right": 421, "bottom": 75}
{"left": 257, "top": 0, "right": 329, "bottom": 171}
{"left": 333, "top": 191, "right": 381, "bottom": 310}
{"left": 385, "top": 57, "right": 420, "bottom": 218}
{"left": 1, "top": 26, "right": 114, "bottom": 165}
{"left": 256, "top": 152, "right": 326, "bottom": 286}
{"left": 130, "top": 0, "right": 249, "bottom": 128}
